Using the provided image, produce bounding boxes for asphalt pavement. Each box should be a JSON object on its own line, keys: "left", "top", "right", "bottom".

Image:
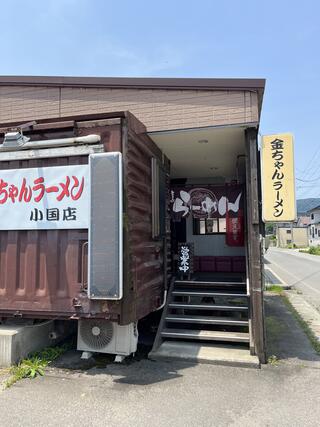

{"left": 1, "top": 294, "right": 320, "bottom": 427}
{"left": 265, "top": 247, "right": 320, "bottom": 310}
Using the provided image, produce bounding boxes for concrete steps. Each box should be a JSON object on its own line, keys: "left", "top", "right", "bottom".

{"left": 168, "top": 303, "right": 248, "bottom": 311}
{"left": 150, "top": 341, "right": 259, "bottom": 368}
{"left": 172, "top": 290, "right": 248, "bottom": 298}
{"left": 150, "top": 277, "right": 253, "bottom": 366}
{"left": 161, "top": 328, "right": 250, "bottom": 343}
{"left": 165, "top": 314, "right": 249, "bottom": 326}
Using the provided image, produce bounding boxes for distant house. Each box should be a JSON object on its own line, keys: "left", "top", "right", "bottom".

{"left": 271, "top": 215, "right": 310, "bottom": 237}
{"left": 297, "top": 215, "right": 311, "bottom": 227}
{"left": 307, "top": 205, "right": 320, "bottom": 246}
{"left": 276, "top": 227, "right": 308, "bottom": 248}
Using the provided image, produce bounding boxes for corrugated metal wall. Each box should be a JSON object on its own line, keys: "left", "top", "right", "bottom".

{"left": 0, "top": 114, "right": 170, "bottom": 322}
{"left": 0, "top": 156, "right": 88, "bottom": 316}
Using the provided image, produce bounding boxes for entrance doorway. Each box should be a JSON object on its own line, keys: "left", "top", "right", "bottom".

{"left": 150, "top": 125, "right": 251, "bottom": 349}
{"left": 170, "top": 183, "right": 246, "bottom": 283}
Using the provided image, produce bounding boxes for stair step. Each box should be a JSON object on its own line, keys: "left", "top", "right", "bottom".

{"left": 172, "top": 290, "right": 248, "bottom": 298}
{"left": 175, "top": 280, "right": 246, "bottom": 287}
{"left": 149, "top": 341, "right": 259, "bottom": 367}
{"left": 168, "top": 303, "right": 248, "bottom": 311}
{"left": 165, "top": 315, "right": 249, "bottom": 326}
{"left": 161, "top": 329, "right": 250, "bottom": 343}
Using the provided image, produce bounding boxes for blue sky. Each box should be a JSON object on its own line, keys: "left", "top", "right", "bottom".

{"left": 0, "top": 0, "right": 319, "bottom": 199}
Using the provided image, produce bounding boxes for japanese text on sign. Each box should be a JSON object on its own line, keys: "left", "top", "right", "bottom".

{"left": 0, "top": 175, "right": 84, "bottom": 204}
{"left": 179, "top": 245, "right": 190, "bottom": 273}
{"left": 262, "top": 134, "right": 296, "bottom": 222}
{"left": 0, "top": 164, "right": 89, "bottom": 230}
{"left": 177, "top": 243, "right": 194, "bottom": 276}
{"left": 270, "top": 138, "right": 285, "bottom": 218}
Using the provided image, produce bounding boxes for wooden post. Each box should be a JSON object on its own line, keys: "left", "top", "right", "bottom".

{"left": 245, "top": 127, "right": 266, "bottom": 363}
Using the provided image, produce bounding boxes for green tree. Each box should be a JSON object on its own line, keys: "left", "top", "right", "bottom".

{"left": 265, "top": 222, "right": 275, "bottom": 235}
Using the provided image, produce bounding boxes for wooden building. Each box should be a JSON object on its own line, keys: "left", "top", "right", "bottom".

{"left": 0, "top": 76, "right": 266, "bottom": 363}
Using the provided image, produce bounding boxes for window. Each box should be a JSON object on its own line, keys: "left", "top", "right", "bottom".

{"left": 311, "top": 214, "right": 314, "bottom": 220}
{"left": 286, "top": 230, "right": 291, "bottom": 234}
{"left": 318, "top": 230, "right": 320, "bottom": 237}
{"left": 286, "top": 239, "right": 292, "bottom": 244}
{"left": 219, "top": 218, "right": 227, "bottom": 233}
{"left": 151, "top": 158, "right": 166, "bottom": 239}
{"left": 193, "top": 218, "right": 226, "bottom": 235}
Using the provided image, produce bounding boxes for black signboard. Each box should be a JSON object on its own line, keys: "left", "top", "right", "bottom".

{"left": 177, "top": 242, "right": 194, "bottom": 279}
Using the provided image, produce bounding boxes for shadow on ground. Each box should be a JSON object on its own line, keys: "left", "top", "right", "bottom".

{"left": 264, "top": 293, "right": 320, "bottom": 365}
{"left": 50, "top": 309, "right": 197, "bottom": 386}
{"left": 50, "top": 345, "right": 196, "bottom": 386}
{"left": 49, "top": 293, "right": 320, "bottom": 386}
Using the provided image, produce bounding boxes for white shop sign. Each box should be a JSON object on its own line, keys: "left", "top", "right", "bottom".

{"left": 0, "top": 164, "right": 89, "bottom": 230}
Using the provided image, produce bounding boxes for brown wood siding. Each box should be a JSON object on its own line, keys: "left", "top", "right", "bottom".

{"left": 0, "top": 85, "right": 259, "bottom": 132}
{"left": 122, "top": 116, "right": 170, "bottom": 323}
{"left": 245, "top": 127, "right": 266, "bottom": 363}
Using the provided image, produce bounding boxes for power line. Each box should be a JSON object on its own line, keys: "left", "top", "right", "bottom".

{"left": 296, "top": 176, "right": 320, "bottom": 183}
{"left": 303, "top": 164, "right": 320, "bottom": 181}
{"left": 297, "top": 186, "right": 320, "bottom": 190}
{"left": 297, "top": 185, "right": 320, "bottom": 199}
{"left": 300, "top": 145, "right": 320, "bottom": 181}
{"left": 296, "top": 163, "right": 320, "bottom": 196}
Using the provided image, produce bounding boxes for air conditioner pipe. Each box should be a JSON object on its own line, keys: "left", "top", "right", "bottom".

{"left": 1, "top": 134, "right": 101, "bottom": 151}
{"left": 155, "top": 289, "right": 168, "bottom": 311}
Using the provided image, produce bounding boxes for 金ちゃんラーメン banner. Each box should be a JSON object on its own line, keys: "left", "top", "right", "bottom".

{"left": 0, "top": 164, "right": 89, "bottom": 230}
{"left": 261, "top": 133, "right": 296, "bottom": 222}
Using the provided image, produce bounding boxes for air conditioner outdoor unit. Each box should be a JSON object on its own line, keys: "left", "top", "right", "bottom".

{"left": 77, "top": 320, "right": 138, "bottom": 361}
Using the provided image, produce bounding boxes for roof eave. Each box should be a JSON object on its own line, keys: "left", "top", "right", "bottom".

{"left": 0, "top": 75, "right": 266, "bottom": 92}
